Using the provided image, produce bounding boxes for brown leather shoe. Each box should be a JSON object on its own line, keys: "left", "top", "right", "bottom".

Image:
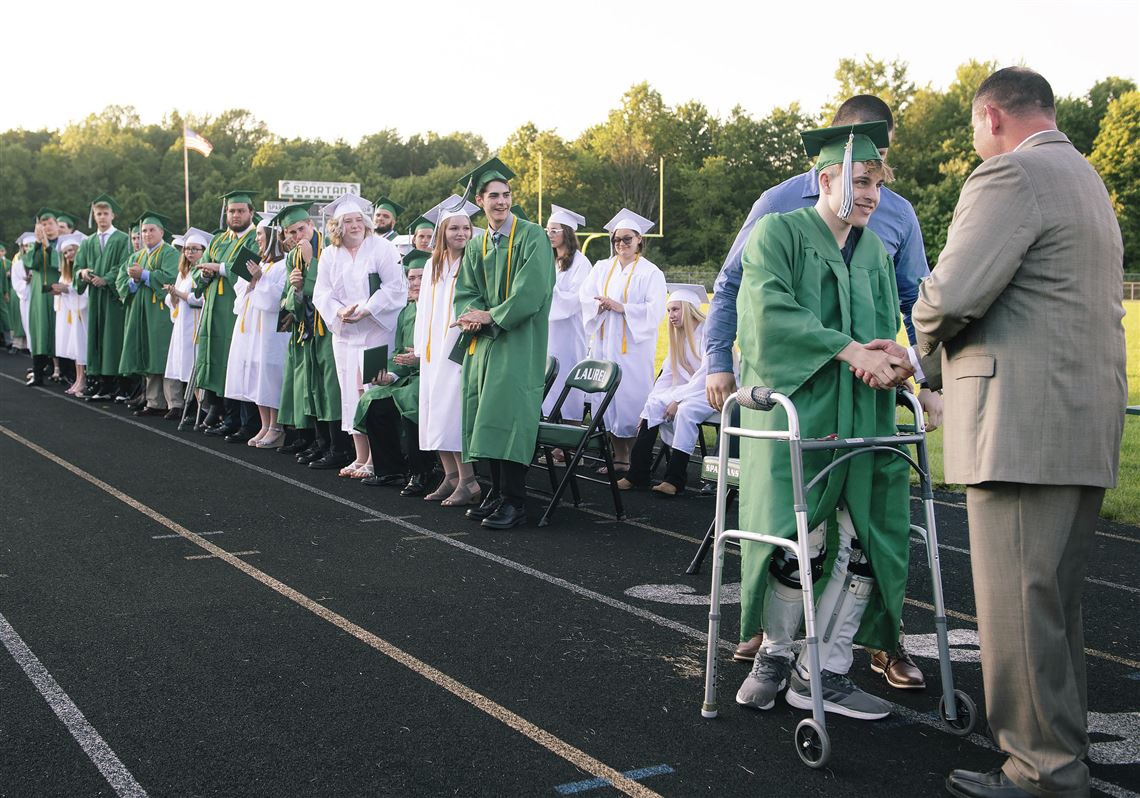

{"left": 869, "top": 645, "right": 925, "bottom": 690}
{"left": 733, "top": 634, "right": 764, "bottom": 663}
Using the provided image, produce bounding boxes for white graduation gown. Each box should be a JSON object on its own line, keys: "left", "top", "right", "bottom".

{"left": 579, "top": 255, "right": 667, "bottom": 438}
{"left": 165, "top": 271, "right": 203, "bottom": 382}
{"left": 543, "top": 250, "right": 591, "bottom": 420}
{"left": 640, "top": 322, "right": 717, "bottom": 454}
{"left": 12, "top": 257, "right": 31, "bottom": 348}
{"left": 53, "top": 277, "right": 88, "bottom": 363}
{"left": 224, "top": 258, "right": 290, "bottom": 407}
{"left": 313, "top": 235, "right": 407, "bottom": 432}
{"left": 414, "top": 256, "right": 463, "bottom": 451}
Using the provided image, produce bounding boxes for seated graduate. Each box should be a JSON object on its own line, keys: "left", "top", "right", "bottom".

{"left": 355, "top": 249, "right": 432, "bottom": 492}
{"left": 617, "top": 284, "right": 718, "bottom": 496}
{"left": 734, "top": 121, "right": 913, "bottom": 721}
{"left": 52, "top": 232, "right": 89, "bottom": 396}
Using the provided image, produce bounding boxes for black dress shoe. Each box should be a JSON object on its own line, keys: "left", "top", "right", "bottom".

{"left": 309, "top": 450, "right": 352, "bottom": 470}
{"left": 400, "top": 473, "right": 431, "bottom": 497}
{"left": 945, "top": 768, "right": 1034, "bottom": 798}
{"left": 362, "top": 472, "right": 406, "bottom": 487}
{"left": 133, "top": 406, "right": 165, "bottom": 417}
{"left": 163, "top": 408, "right": 183, "bottom": 421}
{"left": 466, "top": 492, "right": 503, "bottom": 521}
{"left": 296, "top": 446, "right": 326, "bottom": 464}
{"left": 25, "top": 376, "right": 43, "bottom": 387}
{"left": 205, "top": 423, "right": 238, "bottom": 438}
{"left": 224, "top": 429, "right": 253, "bottom": 444}
{"left": 278, "top": 438, "right": 310, "bottom": 455}
{"left": 481, "top": 502, "right": 527, "bottom": 529}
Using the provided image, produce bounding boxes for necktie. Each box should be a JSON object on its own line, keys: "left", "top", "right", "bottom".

{"left": 100, "top": 233, "right": 108, "bottom": 251}
{"left": 491, "top": 232, "right": 502, "bottom": 247}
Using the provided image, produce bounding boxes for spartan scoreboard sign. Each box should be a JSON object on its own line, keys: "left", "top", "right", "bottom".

{"left": 278, "top": 181, "right": 361, "bottom": 201}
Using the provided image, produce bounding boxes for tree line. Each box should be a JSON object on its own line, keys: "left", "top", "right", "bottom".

{"left": 2, "top": 57, "right": 1136, "bottom": 277}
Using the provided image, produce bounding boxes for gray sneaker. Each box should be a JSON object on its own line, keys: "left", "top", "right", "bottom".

{"left": 785, "top": 668, "right": 892, "bottom": 720}
{"left": 735, "top": 652, "right": 793, "bottom": 710}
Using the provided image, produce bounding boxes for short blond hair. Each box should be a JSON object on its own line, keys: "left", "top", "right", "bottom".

{"left": 821, "top": 159, "right": 894, "bottom": 184}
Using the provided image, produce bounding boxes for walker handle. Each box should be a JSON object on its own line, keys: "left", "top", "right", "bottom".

{"left": 735, "top": 386, "right": 776, "bottom": 411}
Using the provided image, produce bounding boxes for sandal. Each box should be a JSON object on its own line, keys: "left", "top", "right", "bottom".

{"left": 351, "top": 463, "right": 374, "bottom": 479}
{"left": 424, "top": 476, "right": 459, "bottom": 501}
{"left": 441, "top": 478, "right": 482, "bottom": 507}
{"left": 339, "top": 461, "right": 366, "bottom": 478}
{"left": 595, "top": 461, "right": 629, "bottom": 476}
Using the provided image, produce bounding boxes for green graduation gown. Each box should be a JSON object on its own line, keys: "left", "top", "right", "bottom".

{"left": 116, "top": 243, "right": 179, "bottom": 375}
{"left": 736, "top": 208, "right": 910, "bottom": 653}
{"left": 453, "top": 215, "right": 554, "bottom": 465}
{"left": 353, "top": 301, "right": 419, "bottom": 432}
{"left": 75, "top": 229, "right": 131, "bottom": 377}
{"left": 277, "top": 236, "right": 320, "bottom": 429}
{"left": 27, "top": 240, "right": 61, "bottom": 356}
{"left": 192, "top": 227, "right": 258, "bottom": 394}
{"left": 299, "top": 245, "right": 340, "bottom": 422}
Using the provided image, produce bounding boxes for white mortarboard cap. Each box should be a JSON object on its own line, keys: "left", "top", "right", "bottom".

{"left": 17, "top": 232, "right": 36, "bottom": 246}
{"left": 182, "top": 227, "right": 213, "bottom": 249}
{"left": 392, "top": 234, "right": 413, "bottom": 257}
{"left": 57, "top": 232, "right": 86, "bottom": 251}
{"left": 665, "top": 282, "right": 707, "bottom": 308}
{"left": 427, "top": 194, "right": 480, "bottom": 226}
{"left": 548, "top": 204, "right": 586, "bottom": 230}
{"left": 603, "top": 208, "right": 654, "bottom": 235}
{"left": 171, "top": 235, "right": 185, "bottom": 248}
{"left": 256, "top": 212, "right": 276, "bottom": 229}
{"left": 323, "top": 193, "right": 374, "bottom": 221}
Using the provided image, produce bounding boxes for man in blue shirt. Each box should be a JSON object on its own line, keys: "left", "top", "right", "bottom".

{"left": 706, "top": 95, "right": 938, "bottom": 690}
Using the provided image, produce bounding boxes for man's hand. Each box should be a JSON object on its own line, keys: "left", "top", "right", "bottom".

{"left": 197, "top": 263, "right": 221, "bottom": 276}
{"left": 837, "top": 341, "right": 909, "bottom": 389}
{"left": 372, "top": 370, "right": 394, "bottom": 386}
{"left": 297, "top": 238, "right": 313, "bottom": 264}
{"left": 78, "top": 268, "right": 92, "bottom": 283}
{"left": 91, "top": 275, "right": 107, "bottom": 288}
{"left": 917, "top": 388, "right": 943, "bottom": 431}
{"left": 847, "top": 339, "right": 915, "bottom": 388}
{"left": 126, "top": 264, "right": 143, "bottom": 281}
{"left": 664, "top": 400, "right": 679, "bottom": 422}
{"left": 289, "top": 266, "right": 304, "bottom": 290}
{"left": 393, "top": 347, "right": 418, "bottom": 367}
{"left": 706, "top": 371, "right": 737, "bottom": 411}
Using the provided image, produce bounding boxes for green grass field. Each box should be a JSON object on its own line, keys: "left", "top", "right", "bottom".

{"left": 653, "top": 299, "right": 1139, "bottom": 525}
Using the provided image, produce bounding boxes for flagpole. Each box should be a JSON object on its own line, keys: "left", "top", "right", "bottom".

{"left": 183, "top": 125, "right": 191, "bottom": 230}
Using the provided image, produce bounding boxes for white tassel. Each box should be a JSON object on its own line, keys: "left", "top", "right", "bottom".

{"left": 838, "top": 132, "right": 855, "bottom": 221}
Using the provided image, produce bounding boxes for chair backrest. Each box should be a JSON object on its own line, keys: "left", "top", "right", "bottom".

{"left": 543, "top": 355, "right": 559, "bottom": 399}
{"left": 564, "top": 359, "right": 620, "bottom": 395}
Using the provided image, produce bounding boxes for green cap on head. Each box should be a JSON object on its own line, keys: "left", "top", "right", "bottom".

{"left": 136, "top": 210, "right": 172, "bottom": 231}
{"left": 35, "top": 208, "right": 61, "bottom": 221}
{"left": 55, "top": 211, "right": 81, "bottom": 230}
{"left": 401, "top": 249, "right": 430, "bottom": 272}
{"left": 89, "top": 193, "right": 122, "bottom": 215}
{"left": 373, "top": 196, "right": 405, "bottom": 217}
{"left": 220, "top": 189, "right": 257, "bottom": 207}
{"left": 0, "top": 242, "right": 7, "bottom": 251}
{"left": 408, "top": 216, "right": 435, "bottom": 234}
{"left": 457, "top": 157, "right": 515, "bottom": 195}
{"left": 801, "top": 121, "right": 889, "bottom": 170}
{"left": 272, "top": 202, "right": 315, "bottom": 229}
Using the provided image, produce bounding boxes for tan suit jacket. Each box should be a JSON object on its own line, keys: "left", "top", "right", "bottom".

{"left": 913, "top": 130, "right": 1126, "bottom": 488}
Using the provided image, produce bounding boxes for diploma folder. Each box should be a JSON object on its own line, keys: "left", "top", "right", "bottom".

{"left": 368, "top": 273, "right": 381, "bottom": 295}
{"left": 363, "top": 345, "right": 389, "bottom": 383}
{"left": 228, "top": 248, "right": 260, "bottom": 283}
{"left": 447, "top": 324, "right": 501, "bottom": 365}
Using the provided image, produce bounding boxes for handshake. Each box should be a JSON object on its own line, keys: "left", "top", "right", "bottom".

{"left": 841, "top": 339, "right": 914, "bottom": 389}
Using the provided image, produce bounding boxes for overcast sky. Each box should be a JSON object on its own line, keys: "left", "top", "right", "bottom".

{"left": 6, "top": 0, "right": 1138, "bottom": 148}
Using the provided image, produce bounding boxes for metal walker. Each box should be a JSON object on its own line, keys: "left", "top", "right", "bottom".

{"left": 700, "top": 385, "right": 977, "bottom": 768}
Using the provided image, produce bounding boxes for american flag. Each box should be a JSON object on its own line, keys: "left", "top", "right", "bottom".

{"left": 184, "top": 127, "right": 213, "bottom": 157}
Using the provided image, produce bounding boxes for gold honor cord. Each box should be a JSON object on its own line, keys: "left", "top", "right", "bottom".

{"left": 469, "top": 216, "right": 518, "bottom": 356}
{"left": 425, "top": 258, "right": 459, "bottom": 363}
{"left": 599, "top": 253, "right": 640, "bottom": 354}
{"left": 214, "top": 228, "right": 256, "bottom": 296}
{"left": 135, "top": 245, "right": 168, "bottom": 310}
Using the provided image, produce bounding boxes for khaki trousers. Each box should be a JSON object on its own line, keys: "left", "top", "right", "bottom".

{"left": 966, "top": 482, "right": 1104, "bottom": 798}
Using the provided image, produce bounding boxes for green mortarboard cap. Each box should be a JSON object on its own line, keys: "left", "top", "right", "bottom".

{"left": 129, "top": 223, "right": 140, "bottom": 233}
{"left": 510, "top": 204, "right": 529, "bottom": 222}
{"left": 408, "top": 216, "right": 435, "bottom": 234}
{"left": 220, "top": 189, "right": 257, "bottom": 207}
{"left": 457, "top": 157, "right": 516, "bottom": 195}
{"left": 55, "top": 211, "right": 81, "bottom": 229}
{"left": 402, "top": 249, "right": 430, "bottom": 272}
{"left": 35, "top": 208, "right": 61, "bottom": 221}
{"left": 0, "top": 242, "right": 7, "bottom": 250}
{"left": 136, "top": 210, "right": 172, "bottom": 231}
{"left": 273, "top": 202, "right": 315, "bottom": 229}
{"left": 373, "top": 196, "right": 405, "bottom": 217}
{"left": 89, "top": 193, "right": 122, "bottom": 215}
{"left": 800, "top": 121, "right": 889, "bottom": 170}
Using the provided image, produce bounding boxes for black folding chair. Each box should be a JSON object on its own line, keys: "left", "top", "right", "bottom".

{"left": 543, "top": 355, "right": 559, "bottom": 402}
{"left": 534, "top": 359, "right": 623, "bottom": 527}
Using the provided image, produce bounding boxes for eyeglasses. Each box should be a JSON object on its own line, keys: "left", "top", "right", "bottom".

{"left": 612, "top": 235, "right": 637, "bottom": 246}
{"left": 183, "top": 246, "right": 204, "bottom": 252}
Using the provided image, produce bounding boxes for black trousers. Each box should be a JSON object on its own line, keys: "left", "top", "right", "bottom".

{"left": 488, "top": 459, "right": 527, "bottom": 509}
{"left": 363, "top": 397, "right": 432, "bottom": 477}
{"left": 627, "top": 419, "right": 690, "bottom": 489}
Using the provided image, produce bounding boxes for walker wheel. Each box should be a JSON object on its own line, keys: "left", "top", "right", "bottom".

{"left": 939, "top": 689, "right": 977, "bottom": 736}
{"left": 794, "top": 718, "right": 830, "bottom": 768}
